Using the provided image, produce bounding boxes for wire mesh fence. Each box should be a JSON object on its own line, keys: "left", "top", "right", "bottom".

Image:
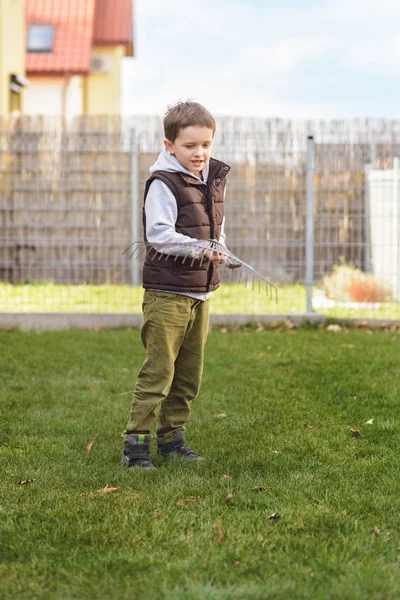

{"left": 1, "top": 114, "right": 400, "bottom": 320}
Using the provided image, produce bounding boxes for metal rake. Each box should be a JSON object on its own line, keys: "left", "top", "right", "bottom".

{"left": 123, "top": 239, "right": 278, "bottom": 302}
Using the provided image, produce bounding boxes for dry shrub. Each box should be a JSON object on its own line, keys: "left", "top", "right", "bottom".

{"left": 348, "top": 278, "right": 391, "bottom": 303}
{"left": 322, "top": 260, "right": 392, "bottom": 303}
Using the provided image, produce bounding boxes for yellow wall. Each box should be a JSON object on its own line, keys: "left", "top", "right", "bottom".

{"left": 0, "top": 0, "right": 25, "bottom": 115}
{"left": 84, "top": 45, "right": 125, "bottom": 115}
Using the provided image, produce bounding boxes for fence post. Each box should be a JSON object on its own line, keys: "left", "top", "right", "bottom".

{"left": 306, "top": 135, "right": 315, "bottom": 313}
{"left": 130, "top": 129, "right": 140, "bottom": 285}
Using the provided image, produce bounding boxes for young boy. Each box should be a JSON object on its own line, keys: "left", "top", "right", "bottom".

{"left": 122, "top": 101, "right": 231, "bottom": 470}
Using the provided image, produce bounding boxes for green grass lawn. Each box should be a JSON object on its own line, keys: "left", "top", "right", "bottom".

{"left": 1, "top": 327, "right": 400, "bottom": 599}
{"left": 1, "top": 282, "right": 400, "bottom": 319}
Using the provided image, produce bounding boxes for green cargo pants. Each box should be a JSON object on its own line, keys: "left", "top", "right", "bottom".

{"left": 126, "top": 291, "right": 210, "bottom": 444}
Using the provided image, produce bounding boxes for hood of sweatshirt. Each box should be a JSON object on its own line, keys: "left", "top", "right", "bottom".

{"left": 149, "top": 147, "right": 209, "bottom": 182}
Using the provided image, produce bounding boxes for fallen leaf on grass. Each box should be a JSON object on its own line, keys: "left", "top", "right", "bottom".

{"left": 220, "top": 474, "right": 231, "bottom": 481}
{"left": 252, "top": 486, "right": 266, "bottom": 493}
{"left": 5, "top": 471, "right": 14, "bottom": 477}
{"left": 327, "top": 324, "right": 342, "bottom": 332}
{"left": 19, "top": 479, "right": 36, "bottom": 486}
{"left": 226, "top": 492, "right": 233, "bottom": 503}
{"left": 355, "top": 320, "right": 369, "bottom": 328}
{"left": 385, "top": 531, "right": 391, "bottom": 540}
{"left": 86, "top": 440, "right": 94, "bottom": 455}
{"left": 304, "top": 424, "right": 313, "bottom": 430}
{"left": 96, "top": 484, "right": 118, "bottom": 494}
{"left": 364, "top": 419, "right": 374, "bottom": 425}
{"left": 268, "top": 512, "right": 280, "bottom": 521}
{"left": 216, "top": 525, "right": 224, "bottom": 544}
{"left": 341, "top": 510, "right": 347, "bottom": 517}
{"left": 372, "top": 526, "right": 380, "bottom": 536}
{"left": 350, "top": 429, "right": 361, "bottom": 437}
{"left": 232, "top": 560, "right": 241, "bottom": 567}
{"left": 176, "top": 496, "right": 202, "bottom": 507}
{"left": 126, "top": 493, "right": 141, "bottom": 502}
{"left": 215, "top": 413, "right": 227, "bottom": 418}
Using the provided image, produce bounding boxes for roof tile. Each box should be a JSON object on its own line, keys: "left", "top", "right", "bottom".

{"left": 93, "top": 0, "right": 133, "bottom": 49}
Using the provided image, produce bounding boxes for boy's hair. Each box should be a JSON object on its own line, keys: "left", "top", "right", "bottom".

{"left": 164, "top": 101, "right": 216, "bottom": 142}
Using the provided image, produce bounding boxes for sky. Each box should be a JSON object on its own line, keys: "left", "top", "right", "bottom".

{"left": 121, "top": 0, "right": 400, "bottom": 119}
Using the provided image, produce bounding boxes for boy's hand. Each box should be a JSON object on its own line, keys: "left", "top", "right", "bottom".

{"left": 226, "top": 260, "right": 241, "bottom": 269}
{"left": 204, "top": 250, "right": 227, "bottom": 264}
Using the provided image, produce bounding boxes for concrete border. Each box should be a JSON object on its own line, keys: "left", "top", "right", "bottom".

{"left": 0, "top": 312, "right": 327, "bottom": 331}
{"left": 0, "top": 312, "right": 398, "bottom": 331}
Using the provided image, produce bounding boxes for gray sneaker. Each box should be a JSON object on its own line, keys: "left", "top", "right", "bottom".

{"left": 122, "top": 434, "right": 156, "bottom": 470}
{"left": 157, "top": 431, "right": 204, "bottom": 462}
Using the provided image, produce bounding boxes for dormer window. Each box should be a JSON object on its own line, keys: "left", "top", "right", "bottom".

{"left": 27, "top": 25, "right": 55, "bottom": 53}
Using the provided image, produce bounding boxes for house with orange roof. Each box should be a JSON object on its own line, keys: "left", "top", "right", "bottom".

{"left": 0, "top": 0, "right": 133, "bottom": 117}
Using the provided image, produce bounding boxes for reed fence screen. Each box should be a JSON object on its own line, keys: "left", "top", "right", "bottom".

{"left": 1, "top": 115, "right": 400, "bottom": 319}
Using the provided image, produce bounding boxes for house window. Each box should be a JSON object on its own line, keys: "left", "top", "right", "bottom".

{"left": 27, "top": 25, "right": 55, "bottom": 53}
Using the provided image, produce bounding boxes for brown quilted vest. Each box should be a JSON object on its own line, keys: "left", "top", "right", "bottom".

{"left": 142, "top": 157, "right": 230, "bottom": 293}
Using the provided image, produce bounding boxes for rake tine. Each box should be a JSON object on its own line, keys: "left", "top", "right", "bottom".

{"left": 122, "top": 242, "right": 134, "bottom": 256}
{"left": 123, "top": 242, "right": 139, "bottom": 258}
{"left": 128, "top": 243, "right": 142, "bottom": 260}
{"left": 150, "top": 248, "right": 158, "bottom": 260}
{"left": 132, "top": 244, "right": 143, "bottom": 259}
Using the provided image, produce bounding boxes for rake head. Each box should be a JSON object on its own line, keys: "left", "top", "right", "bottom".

{"left": 123, "top": 239, "right": 278, "bottom": 302}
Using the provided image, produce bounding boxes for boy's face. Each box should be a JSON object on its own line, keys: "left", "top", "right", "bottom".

{"left": 164, "top": 126, "right": 214, "bottom": 176}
